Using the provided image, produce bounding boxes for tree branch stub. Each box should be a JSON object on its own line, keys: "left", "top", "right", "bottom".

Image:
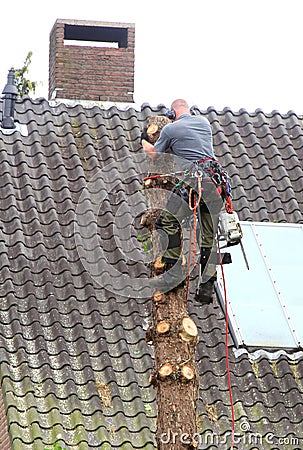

{"left": 179, "top": 317, "right": 198, "bottom": 342}
{"left": 153, "top": 291, "right": 165, "bottom": 302}
{"left": 156, "top": 320, "right": 170, "bottom": 334}
{"left": 154, "top": 256, "right": 165, "bottom": 271}
{"left": 181, "top": 364, "right": 195, "bottom": 381}
{"left": 158, "top": 363, "right": 173, "bottom": 379}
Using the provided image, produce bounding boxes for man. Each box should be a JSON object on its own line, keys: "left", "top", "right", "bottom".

{"left": 142, "top": 99, "right": 225, "bottom": 304}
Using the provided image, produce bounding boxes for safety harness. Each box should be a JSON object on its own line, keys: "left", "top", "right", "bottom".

{"left": 144, "top": 157, "right": 233, "bottom": 214}
{"left": 192, "top": 158, "right": 233, "bottom": 213}
{"left": 145, "top": 157, "right": 234, "bottom": 279}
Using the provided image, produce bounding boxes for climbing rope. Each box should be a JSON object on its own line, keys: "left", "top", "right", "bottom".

{"left": 218, "top": 238, "right": 235, "bottom": 449}
{"left": 186, "top": 181, "right": 236, "bottom": 447}
{"left": 185, "top": 175, "right": 203, "bottom": 302}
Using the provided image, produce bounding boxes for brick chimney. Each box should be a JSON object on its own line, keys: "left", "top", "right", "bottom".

{"left": 49, "top": 19, "right": 135, "bottom": 103}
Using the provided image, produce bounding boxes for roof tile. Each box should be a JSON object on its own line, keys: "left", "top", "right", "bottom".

{"left": 0, "top": 99, "right": 302, "bottom": 448}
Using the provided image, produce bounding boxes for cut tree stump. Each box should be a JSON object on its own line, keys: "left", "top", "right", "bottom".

{"left": 142, "top": 115, "right": 200, "bottom": 450}
{"left": 159, "top": 363, "right": 173, "bottom": 379}
{"left": 146, "top": 115, "right": 172, "bottom": 143}
{"left": 154, "top": 256, "right": 165, "bottom": 271}
{"left": 181, "top": 364, "right": 195, "bottom": 381}
{"left": 179, "top": 317, "right": 198, "bottom": 342}
{"left": 153, "top": 291, "right": 164, "bottom": 303}
{"left": 156, "top": 320, "right": 170, "bottom": 334}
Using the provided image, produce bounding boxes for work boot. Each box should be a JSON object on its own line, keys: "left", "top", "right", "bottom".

{"left": 195, "top": 279, "right": 215, "bottom": 305}
{"left": 194, "top": 247, "right": 216, "bottom": 304}
{"left": 151, "top": 258, "right": 185, "bottom": 293}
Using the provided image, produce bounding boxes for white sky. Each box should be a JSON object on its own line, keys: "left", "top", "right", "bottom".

{"left": 1, "top": 0, "right": 303, "bottom": 114}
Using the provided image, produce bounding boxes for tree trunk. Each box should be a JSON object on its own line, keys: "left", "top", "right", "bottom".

{"left": 142, "top": 117, "right": 199, "bottom": 450}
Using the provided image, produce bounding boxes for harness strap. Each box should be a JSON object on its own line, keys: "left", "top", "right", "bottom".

{"left": 196, "top": 159, "right": 234, "bottom": 214}
{"left": 188, "top": 174, "right": 203, "bottom": 211}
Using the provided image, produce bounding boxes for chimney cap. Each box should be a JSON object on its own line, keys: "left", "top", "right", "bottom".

{"left": 2, "top": 69, "right": 18, "bottom": 97}
{"left": 55, "top": 18, "right": 135, "bottom": 28}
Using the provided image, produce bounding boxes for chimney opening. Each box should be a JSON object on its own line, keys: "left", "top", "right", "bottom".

{"left": 64, "top": 24, "right": 128, "bottom": 49}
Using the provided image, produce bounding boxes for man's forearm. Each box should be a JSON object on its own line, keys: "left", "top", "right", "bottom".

{"left": 142, "top": 139, "right": 159, "bottom": 159}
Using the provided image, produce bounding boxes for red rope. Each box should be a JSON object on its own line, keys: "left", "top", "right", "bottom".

{"left": 185, "top": 175, "right": 235, "bottom": 446}
{"left": 185, "top": 226, "right": 192, "bottom": 301}
{"left": 185, "top": 177, "right": 203, "bottom": 302}
{"left": 185, "top": 180, "right": 201, "bottom": 301}
{"left": 218, "top": 243, "right": 235, "bottom": 449}
{"left": 192, "top": 202, "right": 197, "bottom": 267}
{"left": 185, "top": 195, "right": 198, "bottom": 302}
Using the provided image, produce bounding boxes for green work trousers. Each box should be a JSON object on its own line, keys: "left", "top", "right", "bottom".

{"left": 156, "top": 180, "right": 223, "bottom": 279}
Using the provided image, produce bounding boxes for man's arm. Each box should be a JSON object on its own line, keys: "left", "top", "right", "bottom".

{"left": 142, "top": 139, "right": 159, "bottom": 159}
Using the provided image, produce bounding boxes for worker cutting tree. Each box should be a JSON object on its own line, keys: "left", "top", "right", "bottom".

{"left": 141, "top": 99, "right": 233, "bottom": 304}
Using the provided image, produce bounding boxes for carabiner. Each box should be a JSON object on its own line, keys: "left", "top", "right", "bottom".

{"left": 194, "top": 169, "right": 203, "bottom": 178}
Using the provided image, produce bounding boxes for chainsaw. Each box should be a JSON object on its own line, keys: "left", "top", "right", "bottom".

{"left": 218, "top": 211, "right": 249, "bottom": 270}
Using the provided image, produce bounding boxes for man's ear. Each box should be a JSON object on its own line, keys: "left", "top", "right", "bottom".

{"left": 165, "top": 109, "right": 176, "bottom": 120}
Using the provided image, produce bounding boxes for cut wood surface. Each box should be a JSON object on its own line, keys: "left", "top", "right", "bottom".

{"left": 147, "top": 123, "right": 159, "bottom": 137}
{"left": 154, "top": 256, "right": 165, "bottom": 271}
{"left": 145, "top": 115, "right": 171, "bottom": 143}
{"left": 156, "top": 320, "right": 170, "bottom": 334}
{"left": 143, "top": 178, "right": 152, "bottom": 188}
{"left": 179, "top": 317, "right": 198, "bottom": 342}
{"left": 153, "top": 291, "right": 164, "bottom": 302}
{"left": 181, "top": 364, "right": 195, "bottom": 380}
{"left": 159, "top": 363, "right": 173, "bottom": 378}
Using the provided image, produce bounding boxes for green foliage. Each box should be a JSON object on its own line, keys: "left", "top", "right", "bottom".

{"left": 137, "top": 233, "right": 152, "bottom": 254}
{"left": 12, "top": 51, "right": 38, "bottom": 97}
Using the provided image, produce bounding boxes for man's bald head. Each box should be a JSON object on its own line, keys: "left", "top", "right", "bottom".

{"left": 170, "top": 99, "right": 190, "bottom": 119}
{"left": 171, "top": 99, "right": 189, "bottom": 110}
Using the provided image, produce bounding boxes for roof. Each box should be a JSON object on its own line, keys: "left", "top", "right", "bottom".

{"left": 0, "top": 98, "right": 302, "bottom": 449}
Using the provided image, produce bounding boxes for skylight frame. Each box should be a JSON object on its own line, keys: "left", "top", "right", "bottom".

{"left": 216, "top": 221, "right": 303, "bottom": 350}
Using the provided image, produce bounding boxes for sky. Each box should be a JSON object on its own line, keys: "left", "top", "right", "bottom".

{"left": 1, "top": 0, "right": 303, "bottom": 114}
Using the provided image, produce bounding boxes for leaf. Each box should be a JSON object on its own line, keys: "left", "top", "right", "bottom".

{"left": 11, "top": 51, "right": 38, "bottom": 97}
{"left": 144, "top": 404, "right": 152, "bottom": 411}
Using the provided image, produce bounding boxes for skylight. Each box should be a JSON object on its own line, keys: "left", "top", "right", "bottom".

{"left": 216, "top": 222, "right": 303, "bottom": 349}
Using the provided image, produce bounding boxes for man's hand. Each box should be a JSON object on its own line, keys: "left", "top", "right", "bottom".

{"left": 142, "top": 139, "right": 159, "bottom": 159}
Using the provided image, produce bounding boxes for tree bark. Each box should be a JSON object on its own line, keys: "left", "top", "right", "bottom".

{"left": 142, "top": 116, "right": 200, "bottom": 450}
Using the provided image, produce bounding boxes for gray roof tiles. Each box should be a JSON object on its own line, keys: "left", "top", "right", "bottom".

{"left": 0, "top": 98, "right": 302, "bottom": 449}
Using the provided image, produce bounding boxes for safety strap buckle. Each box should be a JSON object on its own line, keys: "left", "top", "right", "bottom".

{"left": 194, "top": 169, "right": 203, "bottom": 178}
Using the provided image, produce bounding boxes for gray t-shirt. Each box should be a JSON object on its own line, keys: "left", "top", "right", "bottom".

{"left": 154, "top": 113, "right": 215, "bottom": 162}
